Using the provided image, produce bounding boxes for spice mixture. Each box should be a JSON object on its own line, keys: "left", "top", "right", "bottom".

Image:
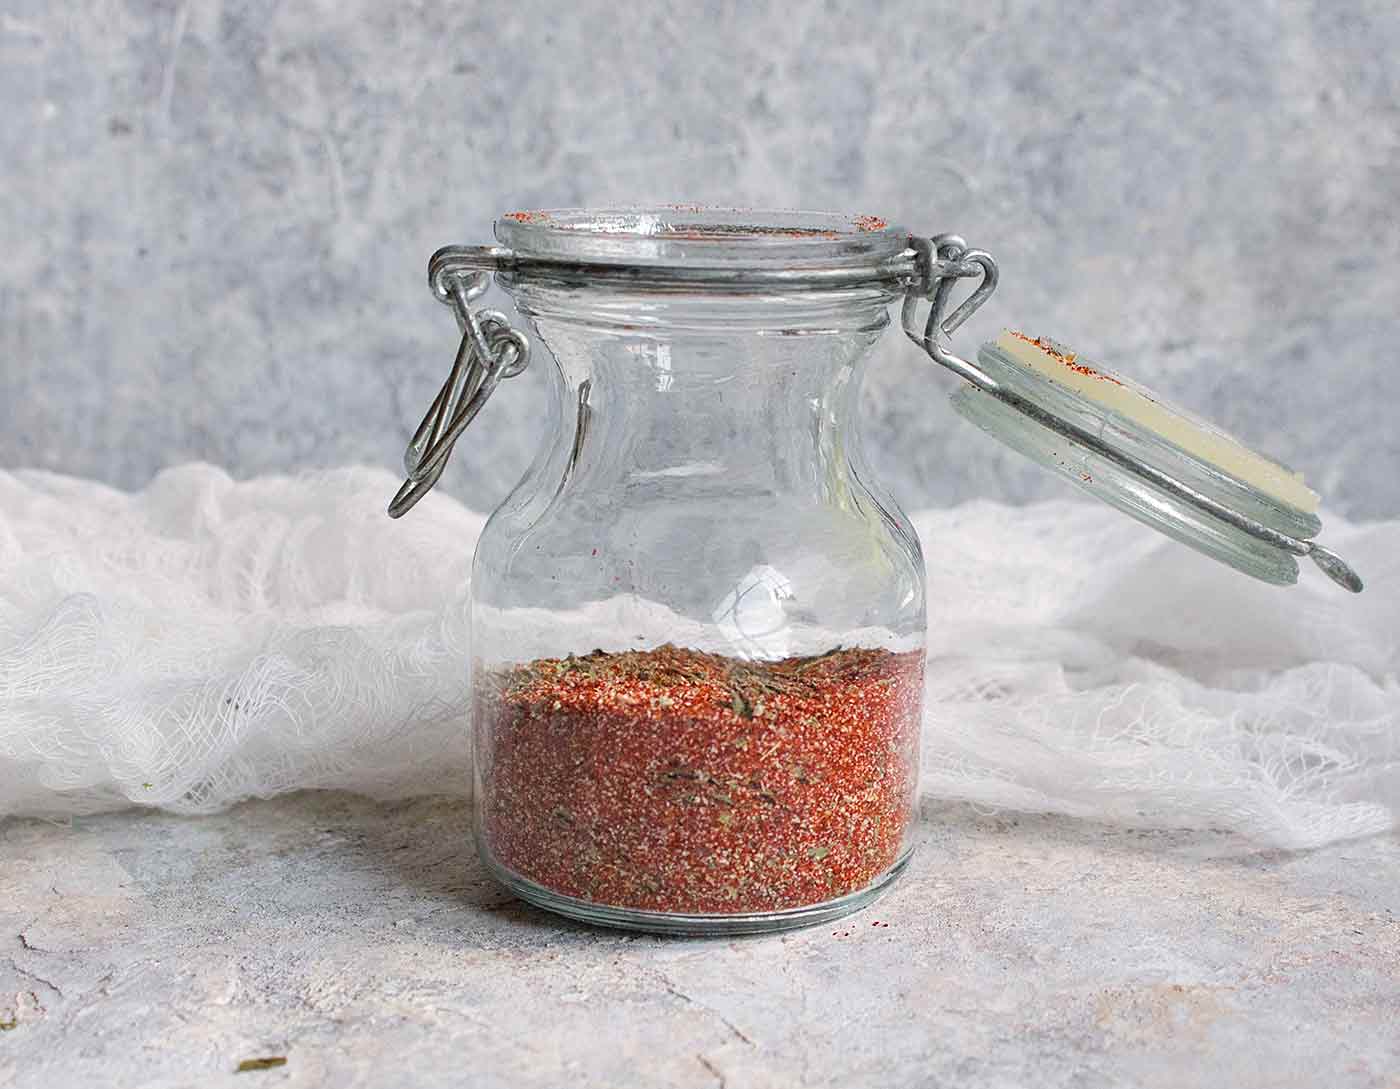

{"left": 476, "top": 644, "right": 923, "bottom": 915}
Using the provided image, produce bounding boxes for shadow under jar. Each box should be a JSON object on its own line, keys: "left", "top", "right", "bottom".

{"left": 390, "top": 207, "right": 1363, "bottom": 935}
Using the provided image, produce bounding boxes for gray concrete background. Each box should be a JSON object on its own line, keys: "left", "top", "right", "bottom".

{"left": 4, "top": 792, "right": 1398, "bottom": 1088}
{"left": 2, "top": 1, "right": 1397, "bottom": 519}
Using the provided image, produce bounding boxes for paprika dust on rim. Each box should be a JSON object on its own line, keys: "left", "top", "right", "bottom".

{"left": 476, "top": 644, "right": 923, "bottom": 915}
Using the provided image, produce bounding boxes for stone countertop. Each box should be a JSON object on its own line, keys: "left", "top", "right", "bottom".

{"left": 2, "top": 793, "right": 1396, "bottom": 1088}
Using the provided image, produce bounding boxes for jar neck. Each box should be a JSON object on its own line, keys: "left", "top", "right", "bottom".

{"left": 509, "top": 282, "right": 895, "bottom": 498}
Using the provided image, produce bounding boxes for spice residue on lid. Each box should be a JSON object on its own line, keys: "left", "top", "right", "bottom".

{"left": 1005, "top": 330, "right": 1123, "bottom": 386}
{"left": 477, "top": 643, "right": 923, "bottom": 915}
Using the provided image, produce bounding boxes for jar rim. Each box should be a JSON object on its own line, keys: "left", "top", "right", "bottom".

{"left": 494, "top": 206, "right": 913, "bottom": 272}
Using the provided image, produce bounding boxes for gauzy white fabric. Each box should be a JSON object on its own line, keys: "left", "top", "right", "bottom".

{"left": 1, "top": 464, "right": 1396, "bottom": 849}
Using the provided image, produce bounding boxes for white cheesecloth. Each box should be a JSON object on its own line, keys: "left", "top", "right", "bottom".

{"left": 2, "top": 464, "right": 1395, "bottom": 849}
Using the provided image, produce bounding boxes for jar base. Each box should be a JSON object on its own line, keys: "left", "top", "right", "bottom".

{"left": 478, "top": 842, "right": 914, "bottom": 936}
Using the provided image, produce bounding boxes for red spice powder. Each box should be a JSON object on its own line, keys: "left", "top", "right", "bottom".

{"left": 476, "top": 644, "right": 923, "bottom": 915}
{"left": 1008, "top": 329, "right": 1124, "bottom": 386}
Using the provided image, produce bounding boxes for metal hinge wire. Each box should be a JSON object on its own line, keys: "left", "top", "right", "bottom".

{"left": 388, "top": 256, "right": 530, "bottom": 518}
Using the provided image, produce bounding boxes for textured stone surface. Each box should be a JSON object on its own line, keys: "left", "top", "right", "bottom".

{"left": 2, "top": 1, "right": 1397, "bottom": 518}
{"left": 2, "top": 792, "right": 1397, "bottom": 1088}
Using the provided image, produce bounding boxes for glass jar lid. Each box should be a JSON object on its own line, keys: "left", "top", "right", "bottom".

{"left": 943, "top": 331, "right": 1361, "bottom": 590}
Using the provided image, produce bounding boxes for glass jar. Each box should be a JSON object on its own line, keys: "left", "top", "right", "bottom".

{"left": 390, "top": 207, "right": 1362, "bottom": 934}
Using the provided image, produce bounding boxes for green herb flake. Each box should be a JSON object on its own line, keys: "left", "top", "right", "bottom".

{"left": 235, "top": 1057, "right": 287, "bottom": 1073}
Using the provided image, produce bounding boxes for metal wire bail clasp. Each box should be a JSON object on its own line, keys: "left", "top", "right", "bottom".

{"left": 388, "top": 246, "right": 529, "bottom": 518}
{"left": 900, "top": 233, "right": 1000, "bottom": 393}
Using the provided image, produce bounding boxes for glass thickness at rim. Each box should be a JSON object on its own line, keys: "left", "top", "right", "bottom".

{"left": 493, "top": 206, "right": 915, "bottom": 271}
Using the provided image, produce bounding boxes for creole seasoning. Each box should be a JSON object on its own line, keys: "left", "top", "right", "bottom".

{"left": 476, "top": 644, "right": 923, "bottom": 914}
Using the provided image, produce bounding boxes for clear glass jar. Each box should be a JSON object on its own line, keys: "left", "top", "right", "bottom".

{"left": 469, "top": 210, "right": 925, "bottom": 934}
{"left": 391, "top": 207, "right": 1363, "bottom": 935}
